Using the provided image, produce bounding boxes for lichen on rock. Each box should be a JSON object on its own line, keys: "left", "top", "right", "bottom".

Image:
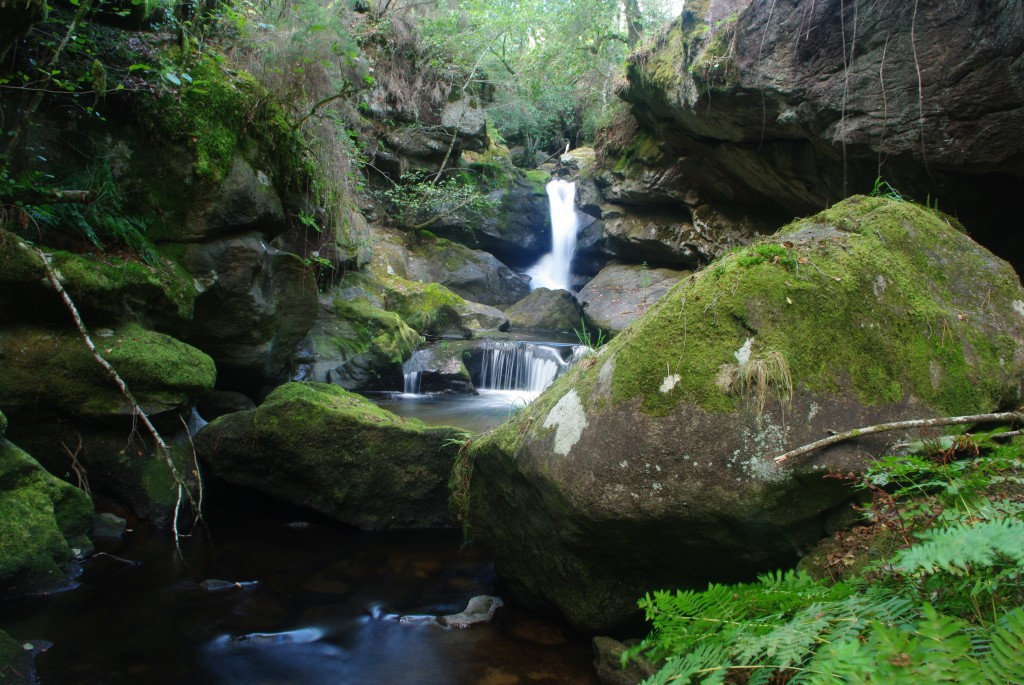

{"left": 467, "top": 196, "right": 1024, "bottom": 633}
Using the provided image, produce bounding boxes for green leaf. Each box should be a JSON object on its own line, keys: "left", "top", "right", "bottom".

{"left": 163, "top": 72, "right": 182, "bottom": 86}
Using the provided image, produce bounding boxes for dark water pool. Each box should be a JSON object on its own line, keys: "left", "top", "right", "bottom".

{"left": 0, "top": 495, "right": 598, "bottom": 685}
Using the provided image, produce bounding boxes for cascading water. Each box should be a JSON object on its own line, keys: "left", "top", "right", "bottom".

{"left": 526, "top": 179, "right": 578, "bottom": 292}
{"left": 477, "top": 341, "right": 567, "bottom": 394}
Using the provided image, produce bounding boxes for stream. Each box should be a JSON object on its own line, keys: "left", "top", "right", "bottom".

{"left": 0, "top": 489, "right": 598, "bottom": 684}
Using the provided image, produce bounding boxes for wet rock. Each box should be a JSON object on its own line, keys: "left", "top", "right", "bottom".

{"left": 506, "top": 288, "right": 585, "bottom": 333}
{"left": 196, "top": 382, "right": 462, "bottom": 529}
{"left": 578, "top": 262, "right": 691, "bottom": 336}
{"left": 592, "top": 636, "right": 659, "bottom": 685}
{"left": 0, "top": 632, "right": 50, "bottom": 685}
{"left": 183, "top": 232, "right": 318, "bottom": 391}
{"left": 92, "top": 513, "right": 128, "bottom": 540}
{"left": 0, "top": 436, "right": 94, "bottom": 598}
{"left": 468, "top": 197, "right": 1024, "bottom": 633}
{"left": 438, "top": 595, "right": 504, "bottom": 628}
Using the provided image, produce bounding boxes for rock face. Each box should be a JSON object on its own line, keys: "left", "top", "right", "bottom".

{"left": 611, "top": 0, "right": 1024, "bottom": 270}
{"left": 506, "top": 288, "right": 585, "bottom": 333}
{"left": 578, "top": 262, "right": 691, "bottom": 336}
{"left": 195, "top": 382, "right": 462, "bottom": 529}
{"left": 467, "top": 197, "right": 1024, "bottom": 633}
{"left": 0, "top": 429, "right": 94, "bottom": 597}
{"left": 183, "top": 233, "right": 318, "bottom": 391}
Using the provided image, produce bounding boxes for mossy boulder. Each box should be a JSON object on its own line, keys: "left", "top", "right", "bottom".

{"left": 505, "top": 288, "right": 584, "bottom": 333}
{"left": 0, "top": 323, "right": 215, "bottom": 421}
{"left": 0, "top": 436, "right": 93, "bottom": 597}
{"left": 0, "top": 230, "right": 197, "bottom": 327}
{"left": 384, "top": 279, "right": 508, "bottom": 338}
{"left": 195, "top": 382, "right": 463, "bottom": 529}
{"left": 467, "top": 196, "right": 1024, "bottom": 633}
{"left": 406, "top": 235, "right": 529, "bottom": 307}
{"left": 295, "top": 294, "right": 423, "bottom": 390}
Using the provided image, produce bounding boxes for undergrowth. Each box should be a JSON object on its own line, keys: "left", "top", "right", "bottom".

{"left": 627, "top": 430, "right": 1024, "bottom": 684}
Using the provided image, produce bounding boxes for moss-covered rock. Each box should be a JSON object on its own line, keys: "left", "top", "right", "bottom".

{"left": 0, "top": 436, "right": 93, "bottom": 597}
{"left": 406, "top": 234, "right": 529, "bottom": 307}
{"left": 505, "top": 288, "right": 584, "bottom": 333}
{"left": 296, "top": 294, "right": 423, "bottom": 390}
{"left": 0, "top": 230, "right": 197, "bottom": 327}
{"left": 467, "top": 196, "right": 1024, "bottom": 633}
{"left": 195, "top": 382, "right": 463, "bottom": 529}
{"left": 0, "top": 323, "right": 216, "bottom": 421}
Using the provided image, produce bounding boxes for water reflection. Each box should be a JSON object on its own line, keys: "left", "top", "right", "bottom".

{"left": 370, "top": 388, "right": 540, "bottom": 433}
{"left": 0, "top": 494, "right": 597, "bottom": 685}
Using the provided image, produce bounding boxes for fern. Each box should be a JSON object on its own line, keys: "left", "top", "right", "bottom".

{"left": 894, "top": 516, "right": 1024, "bottom": 577}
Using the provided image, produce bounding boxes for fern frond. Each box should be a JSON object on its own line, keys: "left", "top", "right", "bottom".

{"left": 895, "top": 517, "right": 1024, "bottom": 576}
{"left": 975, "top": 606, "right": 1024, "bottom": 684}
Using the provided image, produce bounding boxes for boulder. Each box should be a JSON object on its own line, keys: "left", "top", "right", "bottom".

{"left": 0, "top": 323, "right": 215, "bottom": 422}
{"left": 0, "top": 434, "right": 94, "bottom": 597}
{"left": 506, "top": 288, "right": 585, "bottom": 333}
{"left": 610, "top": 0, "right": 1024, "bottom": 270}
{"left": 406, "top": 236, "right": 529, "bottom": 307}
{"left": 386, "top": 280, "right": 507, "bottom": 338}
{"left": 438, "top": 595, "right": 504, "bottom": 628}
{"left": 578, "top": 262, "right": 691, "bottom": 336}
{"left": 182, "top": 232, "right": 318, "bottom": 391}
{"left": 294, "top": 295, "right": 422, "bottom": 391}
{"left": 0, "top": 231, "right": 197, "bottom": 329}
{"left": 195, "top": 382, "right": 463, "bottom": 529}
{"left": 592, "top": 637, "right": 659, "bottom": 685}
{"left": 402, "top": 342, "right": 477, "bottom": 394}
{"left": 467, "top": 196, "right": 1024, "bottom": 633}
{"left": 427, "top": 173, "right": 553, "bottom": 269}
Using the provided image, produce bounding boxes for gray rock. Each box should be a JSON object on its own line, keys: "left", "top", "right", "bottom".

{"left": 183, "top": 232, "right": 318, "bottom": 391}
{"left": 506, "top": 288, "right": 585, "bottom": 333}
{"left": 438, "top": 595, "right": 504, "bottom": 628}
{"left": 578, "top": 262, "right": 691, "bottom": 335}
{"left": 611, "top": 0, "right": 1024, "bottom": 262}
{"left": 406, "top": 238, "right": 529, "bottom": 307}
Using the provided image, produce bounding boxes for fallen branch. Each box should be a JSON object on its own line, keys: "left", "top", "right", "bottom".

{"left": 773, "top": 411, "right": 1024, "bottom": 465}
{"left": 1, "top": 189, "right": 93, "bottom": 205}
{"left": 29, "top": 244, "right": 197, "bottom": 550}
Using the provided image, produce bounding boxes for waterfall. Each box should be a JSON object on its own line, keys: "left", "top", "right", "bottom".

{"left": 477, "top": 341, "right": 569, "bottom": 394}
{"left": 403, "top": 371, "right": 422, "bottom": 395}
{"left": 527, "top": 179, "right": 578, "bottom": 292}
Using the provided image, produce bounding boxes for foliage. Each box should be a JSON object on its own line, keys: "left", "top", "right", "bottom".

{"left": 573, "top": 317, "right": 606, "bottom": 349}
{"left": 628, "top": 436, "right": 1024, "bottom": 684}
{"left": 376, "top": 171, "right": 496, "bottom": 230}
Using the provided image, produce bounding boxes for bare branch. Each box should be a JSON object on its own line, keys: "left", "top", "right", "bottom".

{"left": 773, "top": 412, "right": 1024, "bottom": 465}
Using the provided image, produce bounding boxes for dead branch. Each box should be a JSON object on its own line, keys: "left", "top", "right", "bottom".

{"left": 1, "top": 189, "right": 93, "bottom": 205}
{"left": 29, "top": 243, "right": 197, "bottom": 550}
{"left": 773, "top": 411, "right": 1024, "bottom": 465}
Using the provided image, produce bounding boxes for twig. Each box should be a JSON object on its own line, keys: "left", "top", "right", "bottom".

{"left": 773, "top": 411, "right": 1024, "bottom": 465}
{"left": 29, "top": 244, "right": 196, "bottom": 551}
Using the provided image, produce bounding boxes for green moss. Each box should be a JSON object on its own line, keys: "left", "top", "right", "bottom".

{"left": 334, "top": 297, "right": 422, "bottom": 364}
{"left": 523, "top": 169, "right": 552, "bottom": 194}
{"left": 383, "top": 279, "right": 468, "bottom": 336}
{"left": 600, "top": 196, "right": 1023, "bottom": 417}
{"left": 0, "top": 438, "right": 93, "bottom": 592}
{"left": 137, "top": 54, "right": 304, "bottom": 186}
{"left": 0, "top": 323, "right": 215, "bottom": 417}
{"left": 0, "top": 231, "right": 197, "bottom": 321}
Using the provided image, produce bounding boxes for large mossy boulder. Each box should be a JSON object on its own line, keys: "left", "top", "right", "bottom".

{"left": 466, "top": 196, "right": 1024, "bottom": 633}
{"left": 406, "top": 236, "right": 529, "bottom": 307}
{"left": 0, "top": 323, "right": 215, "bottom": 421}
{"left": 0, "top": 430, "right": 94, "bottom": 597}
{"left": 195, "top": 382, "right": 463, "bottom": 529}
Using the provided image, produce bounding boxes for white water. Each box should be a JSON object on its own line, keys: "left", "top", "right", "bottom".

{"left": 479, "top": 341, "right": 566, "bottom": 395}
{"left": 527, "top": 179, "right": 578, "bottom": 292}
